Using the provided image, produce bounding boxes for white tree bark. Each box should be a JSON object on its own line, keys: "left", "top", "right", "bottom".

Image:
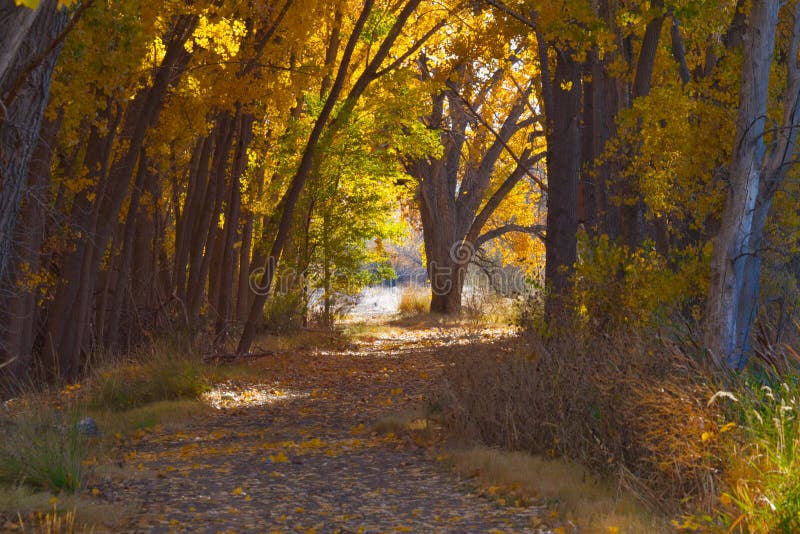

{"left": 705, "top": 0, "right": 800, "bottom": 369}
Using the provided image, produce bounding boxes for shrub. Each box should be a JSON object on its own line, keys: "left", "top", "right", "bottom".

{"left": 574, "top": 235, "right": 709, "bottom": 331}
{"left": 262, "top": 291, "right": 304, "bottom": 333}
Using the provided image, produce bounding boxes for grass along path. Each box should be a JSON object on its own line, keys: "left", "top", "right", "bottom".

{"left": 86, "top": 324, "right": 554, "bottom": 533}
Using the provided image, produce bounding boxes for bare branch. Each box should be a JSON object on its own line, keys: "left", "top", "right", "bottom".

{"left": 483, "top": 0, "right": 537, "bottom": 30}
{"left": 476, "top": 223, "right": 546, "bottom": 248}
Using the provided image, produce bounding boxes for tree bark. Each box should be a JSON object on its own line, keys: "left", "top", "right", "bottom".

{"left": 0, "top": 0, "right": 66, "bottom": 295}
{"left": 0, "top": 1, "right": 37, "bottom": 86}
{"left": 0, "top": 114, "right": 59, "bottom": 381}
{"left": 215, "top": 113, "right": 254, "bottom": 337}
{"left": 704, "top": 0, "right": 786, "bottom": 369}
{"left": 543, "top": 47, "right": 581, "bottom": 321}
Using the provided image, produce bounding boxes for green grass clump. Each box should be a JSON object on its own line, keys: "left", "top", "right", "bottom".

{"left": 88, "top": 352, "right": 208, "bottom": 411}
{"left": 0, "top": 410, "right": 86, "bottom": 493}
{"left": 720, "top": 378, "right": 800, "bottom": 533}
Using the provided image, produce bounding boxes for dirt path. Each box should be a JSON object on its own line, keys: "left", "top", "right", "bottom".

{"left": 99, "top": 326, "right": 551, "bottom": 533}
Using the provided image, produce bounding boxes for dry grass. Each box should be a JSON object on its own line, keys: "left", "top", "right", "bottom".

{"left": 0, "top": 487, "right": 133, "bottom": 533}
{"left": 398, "top": 287, "right": 429, "bottom": 315}
{"left": 433, "top": 326, "right": 724, "bottom": 516}
{"left": 0, "top": 338, "right": 223, "bottom": 528}
{"left": 462, "top": 289, "right": 519, "bottom": 325}
{"left": 90, "top": 399, "right": 209, "bottom": 438}
{"left": 371, "top": 409, "right": 431, "bottom": 436}
{"left": 448, "top": 447, "right": 670, "bottom": 533}
{"left": 251, "top": 328, "right": 348, "bottom": 352}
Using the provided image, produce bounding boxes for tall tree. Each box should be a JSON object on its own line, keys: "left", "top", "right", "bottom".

{"left": 0, "top": 0, "right": 67, "bottom": 291}
{"left": 0, "top": 0, "right": 69, "bottom": 373}
{"left": 407, "top": 42, "right": 545, "bottom": 314}
{"left": 705, "top": 0, "right": 800, "bottom": 369}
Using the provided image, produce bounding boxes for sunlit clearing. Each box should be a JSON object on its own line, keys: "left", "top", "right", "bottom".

{"left": 202, "top": 382, "right": 308, "bottom": 410}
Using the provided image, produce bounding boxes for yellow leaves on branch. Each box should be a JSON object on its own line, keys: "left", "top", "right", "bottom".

{"left": 15, "top": 0, "right": 78, "bottom": 9}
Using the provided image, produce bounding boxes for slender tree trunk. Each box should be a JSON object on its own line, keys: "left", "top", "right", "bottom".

{"left": 543, "top": 48, "right": 581, "bottom": 321}
{"left": 187, "top": 113, "right": 235, "bottom": 324}
{"left": 183, "top": 134, "right": 214, "bottom": 310}
{"left": 0, "top": 114, "right": 59, "bottom": 381}
{"left": 174, "top": 136, "right": 206, "bottom": 303}
{"left": 104, "top": 149, "right": 147, "bottom": 347}
{"left": 215, "top": 113, "right": 253, "bottom": 337}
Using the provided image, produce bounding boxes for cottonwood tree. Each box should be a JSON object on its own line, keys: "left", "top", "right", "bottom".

{"left": 405, "top": 22, "right": 546, "bottom": 313}
{"left": 0, "top": 0, "right": 68, "bottom": 288}
{"left": 0, "top": 0, "right": 75, "bottom": 375}
{"left": 705, "top": 0, "right": 800, "bottom": 369}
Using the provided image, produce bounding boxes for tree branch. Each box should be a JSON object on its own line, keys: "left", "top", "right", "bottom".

{"left": 375, "top": 17, "right": 448, "bottom": 78}
{"left": 466, "top": 148, "right": 546, "bottom": 244}
{"left": 446, "top": 81, "right": 545, "bottom": 192}
{"left": 669, "top": 15, "right": 691, "bottom": 85}
{"left": 240, "top": 0, "right": 294, "bottom": 77}
{"left": 476, "top": 223, "right": 545, "bottom": 248}
{"left": 483, "top": 0, "right": 537, "bottom": 30}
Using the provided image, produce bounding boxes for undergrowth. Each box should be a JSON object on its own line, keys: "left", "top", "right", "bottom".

{"left": 0, "top": 335, "right": 223, "bottom": 529}
{"left": 433, "top": 324, "right": 725, "bottom": 523}
{"left": 716, "top": 376, "right": 800, "bottom": 533}
{"left": 434, "top": 309, "right": 800, "bottom": 533}
{"left": 0, "top": 409, "right": 87, "bottom": 493}
{"left": 87, "top": 341, "right": 208, "bottom": 411}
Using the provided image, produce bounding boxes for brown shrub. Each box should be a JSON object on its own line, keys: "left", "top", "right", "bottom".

{"left": 433, "top": 326, "right": 725, "bottom": 513}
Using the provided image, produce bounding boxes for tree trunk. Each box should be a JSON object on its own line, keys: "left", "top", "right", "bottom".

{"left": 543, "top": 48, "right": 581, "bottom": 322}
{"left": 187, "top": 113, "right": 235, "bottom": 325}
{"left": 0, "top": 0, "right": 66, "bottom": 292}
{"left": 417, "top": 169, "right": 464, "bottom": 315}
{"left": 104, "top": 149, "right": 147, "bottom": 347}
{"left": 0, "top": 114, "right": 59, "bottom": 381}
{"left": 705, "top": 0, "right": 780, "bottom": 369}
{"left": 174, "top": 136, "right": 207, "bottom": 303}
{"left": 0, "top": 1, "right": 38, "bottom": 86}
{"left": 215, "top": 113, "right": 253, "bottom": 337}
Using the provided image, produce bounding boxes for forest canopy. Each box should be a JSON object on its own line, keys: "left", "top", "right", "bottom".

{"left": 0, "top": 0, "right": 799, "bottom": 386}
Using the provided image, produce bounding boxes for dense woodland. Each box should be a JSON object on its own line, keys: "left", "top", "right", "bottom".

{"left": 3, "top": 0, "right": 800, "bottom": 529}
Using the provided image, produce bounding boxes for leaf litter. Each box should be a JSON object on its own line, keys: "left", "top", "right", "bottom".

{"left": 86, "top": 324, "right": 558, "bottom": 533}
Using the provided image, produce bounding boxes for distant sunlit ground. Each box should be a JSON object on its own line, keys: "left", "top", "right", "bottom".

{"left": 201, "top": 382, "right": 308, "bottom": 410}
